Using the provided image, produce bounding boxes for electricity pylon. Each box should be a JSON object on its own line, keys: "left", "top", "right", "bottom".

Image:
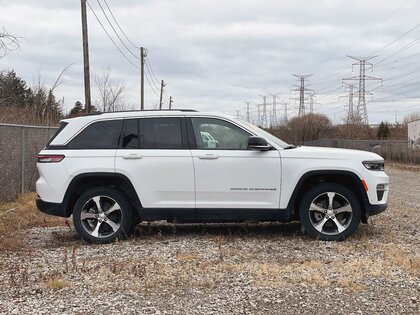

{"left": 291, "top": 74, "right": 313, "bottom": 117}
{"left": 340, "top": 83, "right": 357, "bottom": 124}
{"left": 343, "top": 56, "right": 382, "bottom": 124}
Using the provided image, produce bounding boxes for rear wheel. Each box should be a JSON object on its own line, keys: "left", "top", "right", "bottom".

{"left": 299, "top": 183, "right": 361, "bottom": 241}
{"left": 73, "top": 187, "right": 133, "bottom": 243}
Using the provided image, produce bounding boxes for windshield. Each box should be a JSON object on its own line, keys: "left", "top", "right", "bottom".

{"left": 236, "top": 119, "right": 290, "bottom": 148}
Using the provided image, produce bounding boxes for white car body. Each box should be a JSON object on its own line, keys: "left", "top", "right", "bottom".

{"left": 36, "top": 110, "right": 389, "bottom": 241}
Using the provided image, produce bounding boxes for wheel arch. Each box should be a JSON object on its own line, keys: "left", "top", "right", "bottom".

{"left": 62, "top": 172, "right": 142, "bottom": 217}
{"left": 286, "top": 170, "right": 369, "bottom": 223}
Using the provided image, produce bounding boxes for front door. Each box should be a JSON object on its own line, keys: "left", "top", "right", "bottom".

{"left": 188, "top": 117, "right": 281, "bottom": 220}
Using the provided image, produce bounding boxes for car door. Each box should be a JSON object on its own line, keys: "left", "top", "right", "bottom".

{"left": 188, "top": 117, "right": 281, "bottom": 220}
{"left": 115, "top": 117, "right": 195, "bottom": 216}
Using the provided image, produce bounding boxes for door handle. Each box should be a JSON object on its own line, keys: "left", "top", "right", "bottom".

{"left": 122, "top": 154, "right": 143, "bottom": 160}
{"left": 198, "top": 154, "right": 219, "bottom": 160}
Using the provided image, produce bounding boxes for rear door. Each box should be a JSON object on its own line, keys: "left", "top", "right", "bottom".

{"left": 115, "top": 117, "right": 195, "bottom": 216}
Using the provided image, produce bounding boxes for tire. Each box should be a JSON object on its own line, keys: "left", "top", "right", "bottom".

{"left": 299, "top": 183, "right": 361, "bottom": 241}
{"left": 73, "top": 187, "right": 134, "bottom": 244}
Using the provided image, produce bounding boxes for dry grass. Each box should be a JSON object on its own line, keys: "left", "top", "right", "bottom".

{"left": 45, "top": 278, "right": 69, "bottom": 290}
{"left": 0, "top": 193, "right": 68, "bottom": 252}
{"left": 386, "top": 162, "right": 420, "bottom": 172}
{"left": 0, "top": 193, "right": 67, "bottom": 234}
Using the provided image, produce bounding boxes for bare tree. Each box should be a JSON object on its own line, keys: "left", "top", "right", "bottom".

{"left": 94, "top": 68, "right": 131, "bottom": 112}
{"left": 287, "top": 113, "right": 332, "bottom": 143}
{"left": 0, "top": 27, "right": 20, "bottom": 58}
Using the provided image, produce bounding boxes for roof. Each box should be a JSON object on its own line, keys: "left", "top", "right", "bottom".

{"left": 62, "top": 110, "right": 235, "bottom": 123}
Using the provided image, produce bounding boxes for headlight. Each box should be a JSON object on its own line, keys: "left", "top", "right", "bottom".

{"left": 363, "top": 160, "right": 384, "bottom": 171}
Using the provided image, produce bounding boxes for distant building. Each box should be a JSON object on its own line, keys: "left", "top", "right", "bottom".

{"left": 408, "top": 119, "right": 420, "bottom": 149}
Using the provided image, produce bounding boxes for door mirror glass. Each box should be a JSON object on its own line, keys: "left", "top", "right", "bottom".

{"left": 247, "top": 136, "right": 271, "bottom": 151}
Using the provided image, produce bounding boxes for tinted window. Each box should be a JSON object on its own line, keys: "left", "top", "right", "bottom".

{"left": 122, "top": 119, "right": 139, "bottom": 149}
{"left": 191, "top": 118, "right": 250, "bottom": 150}
{"left": 139, "top": 118, "right": 183, "bottom": 149}
{"left": 68, "top": 120, "right": 122, "bottom": 149}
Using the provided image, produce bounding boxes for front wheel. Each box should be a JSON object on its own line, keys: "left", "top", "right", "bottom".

{"left": 299, "top": 183, "right": 361, "bottom": 241}
{"left": 73, "top": 187, "right": 134, "bottom": 243}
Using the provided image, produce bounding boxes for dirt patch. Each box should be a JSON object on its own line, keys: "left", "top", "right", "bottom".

{"left": 0, "top": 167, "right": 419, "bottom": 314}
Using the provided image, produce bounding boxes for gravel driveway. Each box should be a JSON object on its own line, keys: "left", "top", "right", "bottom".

{"left": 0, "top": 165, "right": 419, "bottom": 314}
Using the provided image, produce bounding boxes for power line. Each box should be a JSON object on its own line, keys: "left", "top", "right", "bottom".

{"left": 375, "top": 36, "right": 420, "bottom": 66}
{"left": 102, "top": 0, "right": 141, "bottom": 50}
{"left": 372, "top": 23, "right": 420, "bottom": 55}
{"left": 86, "top": 0, "right": 140, "bottom": 70}
{"left": 144, "top": 70, "right": 160, "bottom": 97}
{"left": 145, "top": 61, "right": 160, "bottom": 92}
{"left": 96, "top": 0, "right": 140, "bottom": 61}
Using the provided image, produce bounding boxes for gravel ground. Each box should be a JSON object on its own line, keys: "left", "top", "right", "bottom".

{"left": 0, "top": 164, "right": 419, "bottom": 314}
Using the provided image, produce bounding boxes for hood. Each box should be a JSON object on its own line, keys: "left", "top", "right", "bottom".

{"left": 282, "top": 146, "right": 383, "bottom": 161}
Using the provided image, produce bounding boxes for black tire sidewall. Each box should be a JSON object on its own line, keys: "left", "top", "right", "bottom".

{"left": 299, "top": 183, "right": 361, "bottom": 241}
{"left": 73, "top": 187, "right": 133, "bottom": 243}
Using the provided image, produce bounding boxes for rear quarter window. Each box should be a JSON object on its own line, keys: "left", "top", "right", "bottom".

{"left": 46, "top": 122, "right": 68, "bottom": 146}
{"left": 67, "top": 120, "right": 123, "bottom": 149}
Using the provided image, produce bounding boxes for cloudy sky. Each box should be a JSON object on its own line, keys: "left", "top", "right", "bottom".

{"left": 0, "top": 0, "right": 419, "bottom": 124}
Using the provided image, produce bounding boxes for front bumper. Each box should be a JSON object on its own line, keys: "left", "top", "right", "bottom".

{"left": 361, "top": 202, "right": 387, "bottom": 223}
{"left": 36, "top": 198, "right": 69, "bottom": 218}
{"left": 365, "top": 203, "right": 387, "bottom": 216}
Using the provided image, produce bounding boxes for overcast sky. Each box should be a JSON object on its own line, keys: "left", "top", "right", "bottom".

{"left": 0, "top": 0, "right": 419, "bottom": 124}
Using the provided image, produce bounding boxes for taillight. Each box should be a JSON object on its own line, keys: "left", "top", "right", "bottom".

{"left": 37, "top": 155, "right": 65, "bottom": 163}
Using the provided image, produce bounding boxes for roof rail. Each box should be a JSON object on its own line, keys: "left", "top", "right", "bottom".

{"left": 82, "top": 111, "right": 103, "bottom": 116}
{"left": 82, "top": 109, "right": 197, "bottom": 116}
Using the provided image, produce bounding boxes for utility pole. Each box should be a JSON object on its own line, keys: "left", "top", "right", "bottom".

{"left": 81, "top": 0, "right": 91, "bottom": 113}
{"left": 140, "top": 47, "right": 146, "bottom": 110}
{"left": 159, "top": 80, "right": 166, "bottom": 110}
{"left": 169, "top": 96, "right": 173, "bottom": 109}
{"left": 244, "top": 102, "right": 251, "bottom": 122}
{"left": 343, "top": 56, "right": 382, "bottom": 124}
{"left": 234, "top": 110, "right": 240, "bottom": 118}
{"left": 291, "top": 74, "right": 313, "bottom": 117}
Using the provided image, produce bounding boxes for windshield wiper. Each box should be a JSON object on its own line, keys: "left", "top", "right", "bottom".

{"left": 283, "top": 145, "right": 297, "bottom": 150}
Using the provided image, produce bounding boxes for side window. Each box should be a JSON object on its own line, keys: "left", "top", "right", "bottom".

{"left": 191, "top": 118, "right": 251, "bottom": 150}
{"left": 139, "top": 117, "right": 183, "bottom": 149}
{"left": 68, "top": 120, "right": 122, "bottom": 149}
{"left": 122, "top": 119, "right": 139, "bottom": 149}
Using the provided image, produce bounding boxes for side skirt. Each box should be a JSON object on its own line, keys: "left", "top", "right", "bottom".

{"left": 137, "top": 208, "right": 292, "bottom": 223}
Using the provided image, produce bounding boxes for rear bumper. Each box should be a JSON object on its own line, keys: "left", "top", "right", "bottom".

{"left": 36, "top": 198, "right": 69, "bottom": 218}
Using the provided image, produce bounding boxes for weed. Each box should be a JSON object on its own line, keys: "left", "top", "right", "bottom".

{"left": 45, "top": 277, "right": 69, "bottom": 290}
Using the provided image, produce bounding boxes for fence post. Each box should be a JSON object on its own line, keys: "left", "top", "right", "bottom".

{"left": 20, "top": 126, "right": 25, "bottom": 193}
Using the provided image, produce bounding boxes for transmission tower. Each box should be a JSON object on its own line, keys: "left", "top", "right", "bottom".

{"left": 284, "top": 103, "right": 288, "bottom": 122}
{"left": 270, "top": 94, "right": 279, "bottom": 127}
{"left": 258, "top": 95, "right": 269, "bottom": 127}
{"left": 343, "top": 56, "right": 382, "bottom": 124}
{"left": 244, "top": 101, "right": 251, "bottom": 122}
{"left": 291, "top": 74, "right": 313, "bottom": 117}
{"left": 340, "top": 83, "right": 356, "bottom": 124}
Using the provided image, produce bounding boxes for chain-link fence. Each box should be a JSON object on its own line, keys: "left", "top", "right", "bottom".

{"left": 0, "top": 123, "right": 58, "bottom": 202}
{"left": 304, "top": 139, "right": 420, "bottom": 164}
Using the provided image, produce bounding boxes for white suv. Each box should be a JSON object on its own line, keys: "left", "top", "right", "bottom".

{"left": 36, "top": 110, "right": 389, "bottom": 243}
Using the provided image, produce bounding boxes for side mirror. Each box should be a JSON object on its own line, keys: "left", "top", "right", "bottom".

{"left": 247, "top": 136, "right": 271, "bottom": 151}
